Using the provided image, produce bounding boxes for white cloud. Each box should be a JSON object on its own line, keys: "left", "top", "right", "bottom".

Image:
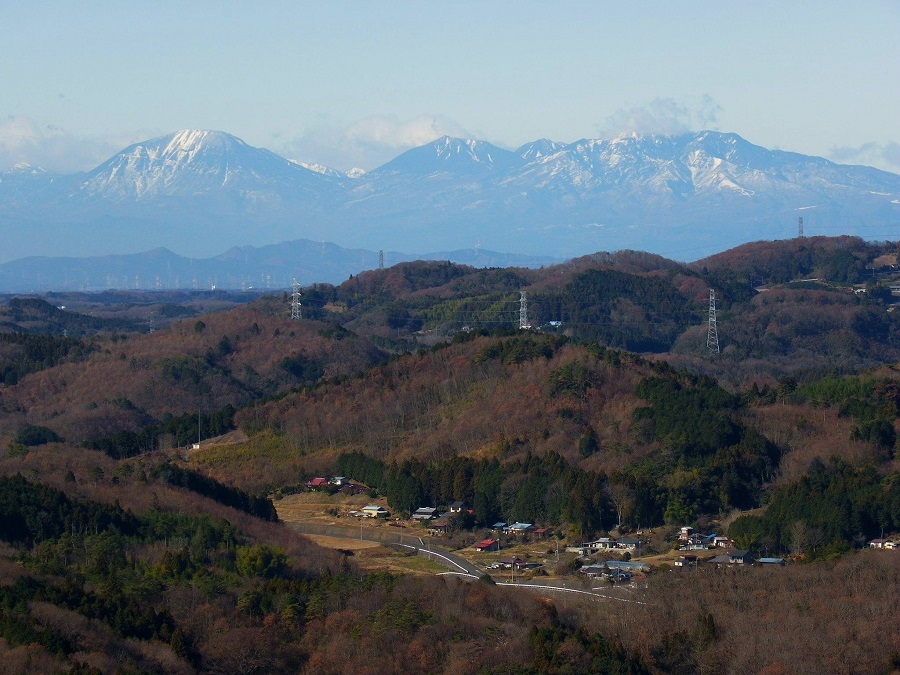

{"left": 597, "top": 96, "right": 722, "bottom": 138}
{"left": 279, "top": 114, "right": 472, "bottom": 171}
{"left": 828, "top": 141, "right": 900, "bottom": 173}
{"left": 0, "top": 116, "right": 131, "bottom": 173}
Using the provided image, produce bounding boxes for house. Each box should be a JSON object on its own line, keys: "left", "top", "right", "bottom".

{"left": 712, "top": 535, "right": 732, "bottom": 548}
{"left": 449, "top": 501, "right": 466, "bottom": 513}
{"left": 728, "top": 550, "right": 754, "bottom": 565}
{"left": 679, "top": 533, "right": 705, "bottom": 550}
{"left": 674, "top": 555, "right": 697, "bottom": 567}
{"left": 506, "top": 522, "right": 534, "bottom": 535}
{"left": 306, "top": 477, "right": 329, "bottom": 489}
{"left": 758, "top": 557, "right": 786, "bottom": 566}
{"left": 678, "top": 526, "right": 695, "bottom": 541}
{"left": 495, "top": 556, "right": 527, "bottom": 570}
{"left": 579, "top": 565, "right": 607, "bottom": 578}
{"left": 412, "top": 507, "right": 438, "bottom": 520}
{"left": 491, "top": 521, "right": 507, "bottom": 531}
{"left": 605, "top": 560, "right": 652, "bottom": 573}
{"left": 330, "top": 476, "right": 349, "bottom": 487}
{"left": 869, "top": 538, "right": 888, "bottom": 549}
{"left": 532, "top": 527, "right": 552, "bottom": 538}
{"left": 427, "top": 518, "right": 451, "bottom": 535}
{"left": 617, "top": 537, "right": 641, "bottom": 551}
{"left": 361, "top": 505, "right": 389, "bottom": 518}
{"left": 475, "top": 539, "right": 500, "bottom": 552}
{"left": 567, "top": 537, "right": 616, "bottom": 556}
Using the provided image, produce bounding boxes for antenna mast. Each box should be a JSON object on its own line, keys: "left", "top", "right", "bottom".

{"left": 706, "top": 288, "right": 720, "bottom": 354}
{"left": 291, "top": 277, "right": 302, "bottom": 320}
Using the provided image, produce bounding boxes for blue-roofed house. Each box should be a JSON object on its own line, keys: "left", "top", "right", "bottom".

{"left": 507, "top": 522, "right": 535, "bottom": 535}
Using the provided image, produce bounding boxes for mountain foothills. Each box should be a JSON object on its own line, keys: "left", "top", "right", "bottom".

{"left": 2, "top": 237, "right": 900, "bottom": 673}
{"left": 1, "top": 129, "right": 898, "bottom": 264}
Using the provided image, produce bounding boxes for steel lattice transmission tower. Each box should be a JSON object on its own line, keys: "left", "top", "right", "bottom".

{"left": 706, "top": 288, "right": 720, "bottom": 354}
{"left": 519, "top": 291, "right": 531, "bottom": 330}
{"left": 378, "top": 250, "right": 385, "bottom": 270}
{"left": 290, "top": 278, "right": 302, "bottom": 320}
{"left": 798, "top": 216, "right": 804, "bottom": 238}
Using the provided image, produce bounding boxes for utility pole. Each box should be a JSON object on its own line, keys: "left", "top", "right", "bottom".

{"left": 706, "top": 289, "right": 720, "bottom": 354}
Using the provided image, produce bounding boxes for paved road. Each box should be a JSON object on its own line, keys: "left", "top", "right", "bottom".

{"left": 285, "top": 521, "right": 484, "bottom": 577}
{"left": 287, "top": 522, "right": 645, "bottom": 603}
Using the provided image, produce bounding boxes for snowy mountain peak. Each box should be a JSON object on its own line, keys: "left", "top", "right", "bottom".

{"left": 4, "top": 128, "right": 897, "bottom": 267}
{"left": 8, "top": 163, "right": 48, "bottom": 175}
{"left": 372, "top": 136, "right": 520, "bottom": 176}
{"left": 516, "top": 139, "right": 564, "bottom": 161}
{"left": 164, "top": 129, "right": 234, "bottom": 153}
{"left": 78, "top": 129, "right": 326, "bottom": 200}
{"left": 292, "top": 160, "right": 342, "bottom": 177}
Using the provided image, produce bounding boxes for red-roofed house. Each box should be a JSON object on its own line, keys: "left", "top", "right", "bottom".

{"left": 306, "top": 477, "right": 329, "bottom": 489}
{"left": 475, "top": 539, "right": 500, "bottom": 552}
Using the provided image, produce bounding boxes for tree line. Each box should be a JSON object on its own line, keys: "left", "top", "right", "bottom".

{"left": 84, "top": 404, "right": 237, "bottom": 458}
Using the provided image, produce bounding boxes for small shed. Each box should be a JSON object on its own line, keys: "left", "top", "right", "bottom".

{"left": 674, "top": 555, "right": 697, "bottom": 567}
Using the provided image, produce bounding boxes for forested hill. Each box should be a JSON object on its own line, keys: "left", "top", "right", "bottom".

{"left": 693, "top": 235, "right": 892, "bottom": 286}
{"left": 5, "top": 235, "right": 900, "bottom": 449}
{"left": 2, "top": 235, "right": 900, "bottom": 672}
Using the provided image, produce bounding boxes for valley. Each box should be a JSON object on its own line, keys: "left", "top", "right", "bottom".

{"left": 2, "top": 236, "right": 900, "bottom": 673}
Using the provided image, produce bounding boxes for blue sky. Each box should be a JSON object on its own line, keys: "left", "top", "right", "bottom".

{"left": 1, "top": 1, "right": 898, "bottom": 173}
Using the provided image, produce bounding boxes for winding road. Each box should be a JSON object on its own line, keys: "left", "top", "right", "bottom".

{"left": 285, "top": 521, "right": 483, "bottom": 577}
{"left": 287, "top": 521, "right": 644, "bottom": 604}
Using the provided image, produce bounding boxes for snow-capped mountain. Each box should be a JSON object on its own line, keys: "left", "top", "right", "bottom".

{"left": 369, "top": 136, "right": 521, "bottom": 178}
{"left": 516, "top": 139, "right": 565, "bottom": 161}
{"left": 78, "top": 129, "right": 332, "bottom": 200}
{"left": 0, "top": 129, "right": 897, "bottom": 264}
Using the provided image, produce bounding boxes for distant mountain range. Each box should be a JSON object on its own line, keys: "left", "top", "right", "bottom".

{"left": 1, "top": 128, "right": 898, "bottom": 266}
{"left": 0, "top": 239, "right": 560, "bottom": 293}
